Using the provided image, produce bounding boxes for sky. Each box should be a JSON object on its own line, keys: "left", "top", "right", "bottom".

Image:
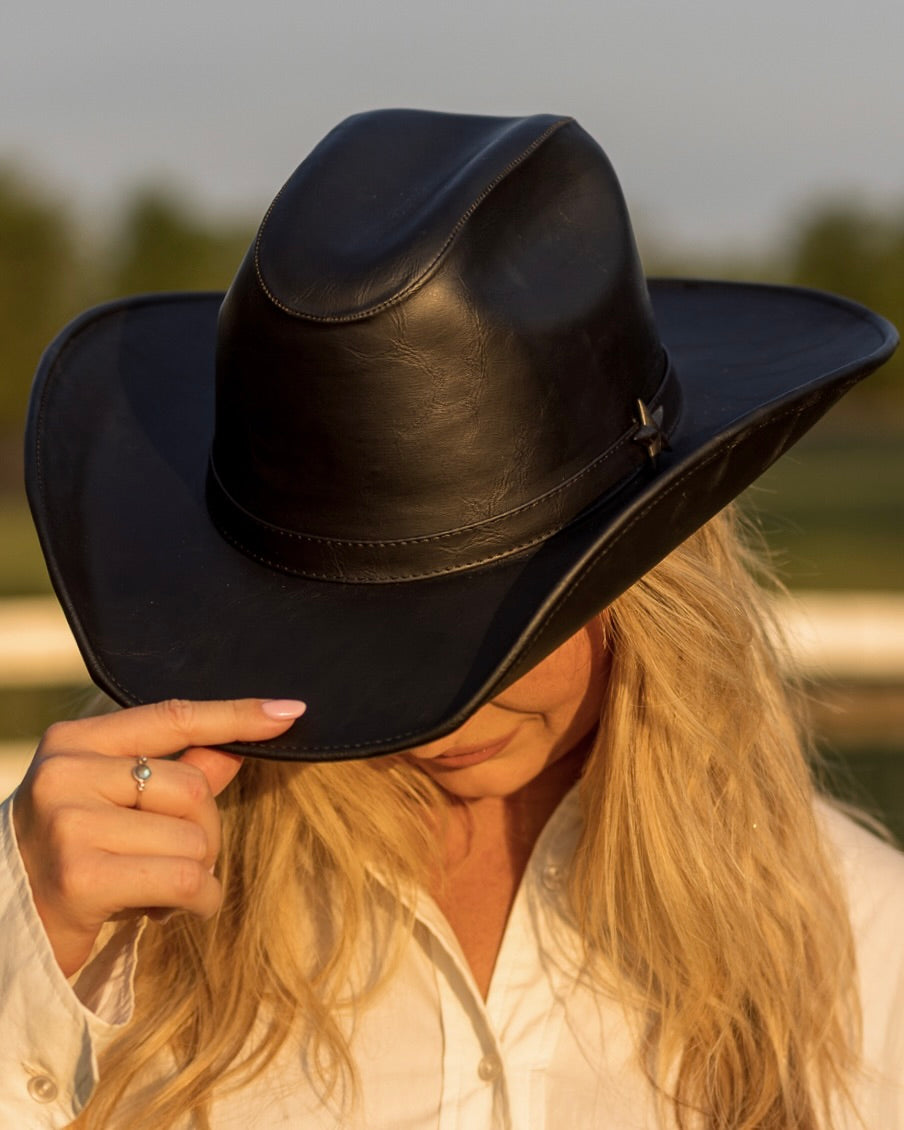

{"left": 2, "top": 0, "right": 903, "bottom": 256}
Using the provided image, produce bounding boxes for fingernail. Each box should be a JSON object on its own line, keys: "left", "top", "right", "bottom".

{"left": 261, "top": 699, "right": 307, "bottom": 720}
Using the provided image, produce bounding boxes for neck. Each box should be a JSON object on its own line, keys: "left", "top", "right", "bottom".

{"left": 428, "top": 734, "right": 592, "bottom": 1000}
{"left": 441, "top": 733, "right": 591, "bottom": 872}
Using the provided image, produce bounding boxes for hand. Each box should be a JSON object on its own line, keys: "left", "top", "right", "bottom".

{"left": 12, "top": 697, "right": 306, "bottom": 977}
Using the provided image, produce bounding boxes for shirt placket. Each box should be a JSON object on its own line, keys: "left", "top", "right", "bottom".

{"left": 407, "top": 896, "right": 510, "bottom": 1130}
{"left": 408, "top": 792, "right": 584, "bottom": 1130}
{"left": 484, "top": 832, "right": 581, "bottom": 1129}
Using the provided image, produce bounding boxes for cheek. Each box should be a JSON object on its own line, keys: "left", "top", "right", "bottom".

{"left": 497, "top": 626, "right": 605, "bottom": 716}
{"left": 505, "top": 664, "right": 574, "bottom": 710}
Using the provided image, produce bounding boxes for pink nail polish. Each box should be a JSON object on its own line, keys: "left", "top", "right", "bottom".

{"left": 261, "top": 699, "right": 307, "bottom": 720}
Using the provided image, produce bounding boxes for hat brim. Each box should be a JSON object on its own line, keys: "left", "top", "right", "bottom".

{"left": 27, "top": 280, "right": 896, "bottom": 759}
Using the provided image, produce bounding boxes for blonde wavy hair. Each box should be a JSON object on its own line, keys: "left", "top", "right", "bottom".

{"left": 73, "top": 507, "right": 861, "bottom": 1129}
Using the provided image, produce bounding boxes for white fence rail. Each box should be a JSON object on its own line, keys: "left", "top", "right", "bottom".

{"left": 774, "top": 592, "right": 904, "bottom": 681}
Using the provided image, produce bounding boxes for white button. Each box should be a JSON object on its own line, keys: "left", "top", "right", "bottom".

{"left": 541, "top": 862, "right": 564, "bottom": 891}
{"left": 477, "top": 1053, "right": 502, "bottom": 1082}
{"left": 27, "top": 1074, "right": 58, "bottom": 1103}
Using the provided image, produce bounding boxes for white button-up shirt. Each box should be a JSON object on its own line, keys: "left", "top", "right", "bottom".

{"left": 1, "top": 791, "right": 902, "bottom": 1128}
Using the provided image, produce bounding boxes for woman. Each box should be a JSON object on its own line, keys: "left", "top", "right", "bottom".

{"left": 2, "top": 110, "right": 902, "bottom": 1128}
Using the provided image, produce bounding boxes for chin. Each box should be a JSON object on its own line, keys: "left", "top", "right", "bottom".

{"left": 421, "top": 760, "right": 542, "bottom": 801}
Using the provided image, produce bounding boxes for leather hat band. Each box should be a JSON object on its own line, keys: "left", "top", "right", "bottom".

{"left": 206, "top": 358, "right": 683, "bottom": 583}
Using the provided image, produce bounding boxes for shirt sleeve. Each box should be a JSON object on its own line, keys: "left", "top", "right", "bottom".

{"left": 0, "top": 792, "right": 143, "bottom": 1128}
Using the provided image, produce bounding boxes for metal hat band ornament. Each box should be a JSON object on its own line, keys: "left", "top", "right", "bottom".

{"left": 633, "top": 399, "right": 668, "bottom": 461}
{"left": 24, "top": 109, "right": 898, "bottom": 760}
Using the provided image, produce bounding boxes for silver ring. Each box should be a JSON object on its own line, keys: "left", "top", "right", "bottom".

{"left": 131, "top": 755, "right": 152, "bottom": 800}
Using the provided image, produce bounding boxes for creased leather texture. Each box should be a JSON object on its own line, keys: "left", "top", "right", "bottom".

{"left": 210, "top": 113, "right": 672, "bottom": 578}
{"left": 25, "top": 110, "right": 899, "bottom": 760}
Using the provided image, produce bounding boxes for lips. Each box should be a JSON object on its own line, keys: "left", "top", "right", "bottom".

{"left": 426, "top": 730, "right": 518, "bottom": 770}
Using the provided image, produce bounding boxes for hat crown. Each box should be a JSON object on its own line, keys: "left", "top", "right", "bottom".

{"left": 255, "top": 109, "right": 568, "bottom": 320}
{"left": 210, "top": 110, "right": 674, "bottom": 580}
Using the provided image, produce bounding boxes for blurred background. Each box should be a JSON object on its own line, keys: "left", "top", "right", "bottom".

{"left": 1, "top": 0, "right": 902, "bottom": 834}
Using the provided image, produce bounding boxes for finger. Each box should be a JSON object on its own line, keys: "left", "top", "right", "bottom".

{"left": 116, "top": 760, "right": 221, "bottom": 864}
{"left": 84, "top": 806, "right": 212, "bottom": 866}
{"left": 53, "top": 751, "right": 213, "bottom": 816}
{"left": 87, "top": 852, "right": 224, "bottom": 920}
{"left": 35, "top": 753, "right": 224, "bottom": 865}
{"left": 39, "top": 698, "right": 307, "bottom": 760}
{"left": 179, "top": 748, "right": 244, "bottom": 798}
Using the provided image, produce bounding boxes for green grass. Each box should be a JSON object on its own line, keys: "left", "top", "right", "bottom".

{"left": 0, "top": 498, "right": 51, "bottom": 596}
{"left": 817, "top": 744, "right": 904, "bottom": 845}
{"left": 0, "top": 684, "right": 98, "bottom": 743}
{"left": 737, "top": 430, "right": 903, "bottom": 590}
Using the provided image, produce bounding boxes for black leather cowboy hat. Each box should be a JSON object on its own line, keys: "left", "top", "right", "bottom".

{"left": 26, "top": 110, "right": 897, "bottom": 760}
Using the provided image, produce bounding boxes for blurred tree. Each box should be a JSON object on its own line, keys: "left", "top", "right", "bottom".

{"left": 106, "top": 188, "right": 253, "bottom": 297}
{"left": 0, "top": 168, "right": 78, "bottom": 438}
{"left": 0, "top": 175, "right": 256, "bottom": 490}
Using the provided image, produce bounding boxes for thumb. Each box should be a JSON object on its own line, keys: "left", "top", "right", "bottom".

{"left": 180, "top": 747, "right": 245, "bottom": 796}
